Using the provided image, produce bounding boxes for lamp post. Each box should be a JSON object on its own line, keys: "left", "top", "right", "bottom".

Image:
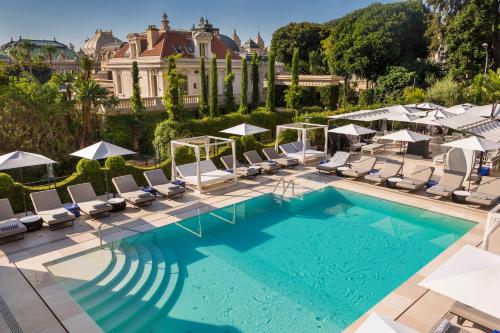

{"left": 482, "top": 43, "right": 489, "bottom": 75}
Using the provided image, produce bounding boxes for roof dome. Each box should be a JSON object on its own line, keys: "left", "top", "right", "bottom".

{"left": 218, "top": 34, "right": 240, "bottom": 52}
{"left": 82, "top": 30, "right": 122, "bottom": 58}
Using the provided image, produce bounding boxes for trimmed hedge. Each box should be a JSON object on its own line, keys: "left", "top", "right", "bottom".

{"left": 0, "top": 152, "right": 195, "bottom": 213}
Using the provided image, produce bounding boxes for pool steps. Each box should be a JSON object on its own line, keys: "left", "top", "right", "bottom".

{"left": 64, "top": 238, "right": 180, "bottom": 333}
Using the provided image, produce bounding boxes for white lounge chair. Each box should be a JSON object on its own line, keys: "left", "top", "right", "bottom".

{"left": 30, "top": 190, "right": 75, "bottom": 230}
{"left": 143, "top": 169, "right": 185, "bottom": 199}
{"left": 341, "top": 156, "right": 377, "bottom": 178}
{"left": 220, "top": 155, "right": 260, "bottom": 178}
{"left": 426, "top": 170, "right": 465, "bottom": 197}
{"left": 244, "top": 150, "right": 280, "bottom": 173}
{"left": 67, "top": 183, "right": 113, "bottom": 217}
{"left": 316, "top": 151, "right": 350, "bottom": 174}
{"left": 262, "top": 147, "right": 299, "bottom": 168}
{"left": 176, "top": 159, "right": 235, "bottom": 189}
{"left": 465, "top": 176, "right": 500, "bottom": 206}
{"left": 396, "top": 165, "right": 435, "bottom": 191}
{"left": 112, "top": 175, "right": 155, "bottom": 207}
{"left": 364, "top": 160, "right": 403, "bottom": 183}
{"left": 0, "top": 199, "right": 27, "bottom": 244}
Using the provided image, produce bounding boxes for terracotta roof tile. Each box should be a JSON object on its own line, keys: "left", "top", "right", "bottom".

{"left": 212, "top": 36, "right": 240, "bottom": 59}
{"left": 114, "top": 43, "right": 129, "bottom": 58}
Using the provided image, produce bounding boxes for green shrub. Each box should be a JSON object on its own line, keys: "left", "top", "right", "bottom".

{"left": 426, "top": 77, "right": 464, "bottom": 107}
{"left": 358, "top": 89, "right": 375, "bottom": 106}
{"left": 319, "top": 85, "right": 339, "bottom": 110}
{"left": 375, "top": 66, "right": 415, "bottom": 102}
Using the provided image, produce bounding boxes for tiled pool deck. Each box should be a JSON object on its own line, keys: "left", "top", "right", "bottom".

{"left": 0, "top": 152, "right": 498, "bottom": 333}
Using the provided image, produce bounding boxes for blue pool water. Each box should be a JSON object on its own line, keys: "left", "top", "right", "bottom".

{"left": 46, "top": 187, "right": 474, "bottom": 333}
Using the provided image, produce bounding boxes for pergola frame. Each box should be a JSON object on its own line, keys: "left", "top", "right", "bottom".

{"left": 275, "top": 122, "right": 329, "bottom": 164}
{"left": 171, "top": 135, "right": 237, "bottom": 192}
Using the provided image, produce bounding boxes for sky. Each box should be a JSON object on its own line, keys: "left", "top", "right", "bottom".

{"left": 0, "top": 0, "right": 396, "bottom": 49}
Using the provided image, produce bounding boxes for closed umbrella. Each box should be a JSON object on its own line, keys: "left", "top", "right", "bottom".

{"left": 355, "top": 312, "right": 419, "bottom": 333}
{"left": 442, "top": 136, "right": 500, "bottom": 190}
{"left": 71, "top": 141, "right": 136, "bottom": 199}
{"left": 419, "top": 245, "right": 500, "bottom": 319}
{"left": 220, "top": 123, "right": 269, "bottom": 153}
{"left": 0, "top": 151, "right": 57, "bottom": 215}
{"left": 380, "top": 130, "right": 430, "bottom": 173}
{"left": 444, "top": 103, "right": 477, "bottom": 115}
{"left": 329, "top": 124, "right": 375, "bottom": 158}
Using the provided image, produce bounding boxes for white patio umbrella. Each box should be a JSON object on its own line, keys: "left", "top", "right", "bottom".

{"left": 355, "top": 312, "right": 419, "bottom": 333}
{"left": 71, "top": 141, "right": 136, "bottom": 199}
{"left": 380, "top": 130, "right": 430, "bottom": 173}
{"left": 220, "top": 123, "right": 269, "bottom": 152}
{"left": 412, "top": 102, "right": 444, "bottom": 110}
{"left": 442, "top": 136, "right": 500, "bottom": 190}
{"left": 387, "top": 113, "right": 419, "bottom": 122}
{"left": 0, "top": 151, "right": 57, "bottom": 215}
{"left": 329, "top": 124, "right": 375, "bottom": 158}
{"left": 444, "top": 103, "right": 477, "bottom": 115}
{"left": 418, "top": 245, "right": 500, "bottom": 319}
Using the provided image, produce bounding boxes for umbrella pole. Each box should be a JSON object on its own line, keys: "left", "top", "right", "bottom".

{"left": 105, "top": 166, "right": 110, "bottom": 200}
{"left": 468, "top": 152, "right": 474, "bottom": 191}
{"left": 19, "top": 168, "right": 27, "bottom": 216}
{"left": 401, "top": 142, "right": 406, "bottom": 176}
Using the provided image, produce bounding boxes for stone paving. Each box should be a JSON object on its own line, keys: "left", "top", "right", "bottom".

{"left": 0, "top": 150, "right": 498, "bottom": 333}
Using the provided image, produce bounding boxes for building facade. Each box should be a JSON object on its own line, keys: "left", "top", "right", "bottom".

{"left": 107, "top": 13, "right": 270, "bottom": 105}
{"left": 81, "top": 29, "right": 123, "bottom": 77}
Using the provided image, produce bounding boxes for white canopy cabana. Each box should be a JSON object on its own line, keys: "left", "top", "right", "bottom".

{"left": 464, "top": 104, "right": 500, "bottom": 118}
{"left": 355, "top": 312, "right": 419, "bottom": 333}
{"left": 220, "top": 123, "right": 269, "bottom": 136}
{"left": 275, "top": 122, "right": 328, "bottom": 165}
{"left": 419, "top": 245, "right": 500, "bottom": 319}
{"left": 436, "top": 114, "right": 500, "bottom": 143}
{"left": 171, "top": 136, "right": 237, "bottom": 192}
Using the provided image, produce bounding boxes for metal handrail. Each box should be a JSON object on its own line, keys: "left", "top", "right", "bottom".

{"left": 272, "top": 178, "right": 296, "bottom": 199}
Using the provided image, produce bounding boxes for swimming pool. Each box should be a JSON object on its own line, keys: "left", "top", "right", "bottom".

{"left": 46, "top": 187, "right": 474, "bottom": 333}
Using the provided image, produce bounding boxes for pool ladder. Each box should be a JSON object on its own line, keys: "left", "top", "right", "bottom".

{"left": 272, "top": 178, "right": 296, "bottom": 203}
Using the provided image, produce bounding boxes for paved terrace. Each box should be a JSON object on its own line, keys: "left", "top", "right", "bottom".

{"left": 0, "top": 148, "right": 499, "bottom": 333}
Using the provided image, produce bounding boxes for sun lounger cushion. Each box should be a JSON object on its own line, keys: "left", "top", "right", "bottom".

{"left": 144, "top": 169, "right": 186, "bottom": 197}
{"left": 244, "top": 151, "right": 280, "bottom": 172}
{"left": 317, "top": 151, "right": 350, "bottom": 172}
{"left": 154, "top": 183, "right": 185, "bottom": 197}
{"left": 465, "top": 176, "right": 500, "bottom": 206}
{"left": 0, "top": 199, "right": 16, "bottom": 221}
{"left": 341, "top": 157, "right": 376, "bottom": 178}
{"left": 67, "top": 183, "right": 113, "bottom": 216}
{"left": 0, "top": 218, "right": 26, "bottom": 238}
{"left": 177, "top": 160, "right": 234, "bottom": 186}
{"left": 112, "top": 175, "right": 155, "bottom": 206}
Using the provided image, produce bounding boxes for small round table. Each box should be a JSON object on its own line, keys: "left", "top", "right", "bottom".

{"left": 107, "top": 198, "right": 126, "bottom": 212}
{"left": 452, "top": 190, "right": 470, "bottom": 204}
{"left": 387, "top": 177, "right": 403, "bottom": 189}
{"left": 20, "top": 215, "right": 43, "bottom": 232}
{"left": 336, "top": 166, "right": 350, "bottom": 177}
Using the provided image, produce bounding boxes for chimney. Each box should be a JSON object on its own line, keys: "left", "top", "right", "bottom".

{"left": 146, "top": 25, "right": 159, "bottom": 50}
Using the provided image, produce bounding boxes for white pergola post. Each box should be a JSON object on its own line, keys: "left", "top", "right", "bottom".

{"left": 195, "top": 146, "right": 202, "bottom": 192}
{"left": 204, "top": 144, "right": 210, "bottom": 160}
{"left": 231, "top": 141, "right": 238, "bottom": 184}
{"left": 301, "top": 128, "right": 306, "bottom": 164}
{"left": 171, "top": 141, "right": 177, "bottom": 181}
{"left": 324, "top": 126, "right": 329, "bottom": 158}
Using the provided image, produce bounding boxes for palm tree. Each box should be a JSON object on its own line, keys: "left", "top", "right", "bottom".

{"left": 79, "top": 55, "right": 94, "bottom": 80}
{"left": 42, "top": 45, "right": 56, "bottom": 72}
{"left": 18, "top": 40, "right": 34, "bottom": 76}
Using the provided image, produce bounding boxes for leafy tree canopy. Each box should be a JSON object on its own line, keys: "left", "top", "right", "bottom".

{"left": 270, "top": 22, "right": 329, "bottom": 71}
{"left": 323, "top": 1, "right": 428, "bottom": 80}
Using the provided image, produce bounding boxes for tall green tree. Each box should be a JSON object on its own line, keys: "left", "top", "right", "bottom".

{"left": 199, "top": 56, "right": 208, "bottom": 117}
{"left": 251, "top": 53, "right": 260, "bottom": 108}
{"left": 223, "top": 50, "right": 235, "bottom": 113}
{"left": 163, "top": 55, "right": 184, "bottom": 121}
{"left": 323, "top": 1, "right": 428, "bottom": 81}
{"left": 266, "top": 51, "right": 276, "bottom": 111}
{"left": 271, "top": 22, "right": 329, "bottom": 71}
{"left": 18, "top": 40, "right": 34, "bottom": 76}
{"left": 308, "top": 50, "right": 327, "bottom": 75}
{"left": 210, "top": 55, "right": 218, "bottom": 117}
{"left": 239, "top": 57, "right": 248, "bottom": 114}
{"left": 285, "top": 48, "right": 301, "bottom": 111}
{"left": 41, "top": 44, "right": 56, "bottom": 73}
{"left": 130, "top": 61, "right": 145, "bottom": 149}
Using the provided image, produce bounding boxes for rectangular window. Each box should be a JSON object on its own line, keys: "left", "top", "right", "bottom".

{"left": 193, "top": 83, "right": 197, "bottom": 89}
{"left": 151, "top": 72, "right": 158, "bottom": 97}
{"left": 116, "top": 72, "right": 122, "bottom": 94}
{"left": 199, "top": 44, "right": 206, "bottom": 57}
{"left": 179, "top": 75, "right": 188, "bottom": 93}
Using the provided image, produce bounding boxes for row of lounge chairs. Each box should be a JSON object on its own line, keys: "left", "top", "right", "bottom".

{"left": 315, "top": 151, "right": 500, "bottom": 206}
{"left": 0, "top": 168, "right": 186, "bottom": 244}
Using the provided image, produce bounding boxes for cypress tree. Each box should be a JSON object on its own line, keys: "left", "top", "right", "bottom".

{"left": 130, "top": 61, "right": 145, "bottom": 150}
{"left": 223, "top": 50, "right": 235, "bottom": 113}
{"left": 163, "top": 56, "right": 184, "bottom": 121}
{"left": 199, "top": 56, "right": 208, "bottom": 117}
{"left": 251, "top": 52, "right": 260, "bottom": 108}
{"left": 210, "top": 55, "right": 218, "bottom": 117}
{"left": 239, "top": 57, "right": 248, "bottom": 114}
{"left": 266, "top": 51, "right": 276, "bottom": 111}
{"left": 285, "top": 48, "right": 301, "bottom": 111}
